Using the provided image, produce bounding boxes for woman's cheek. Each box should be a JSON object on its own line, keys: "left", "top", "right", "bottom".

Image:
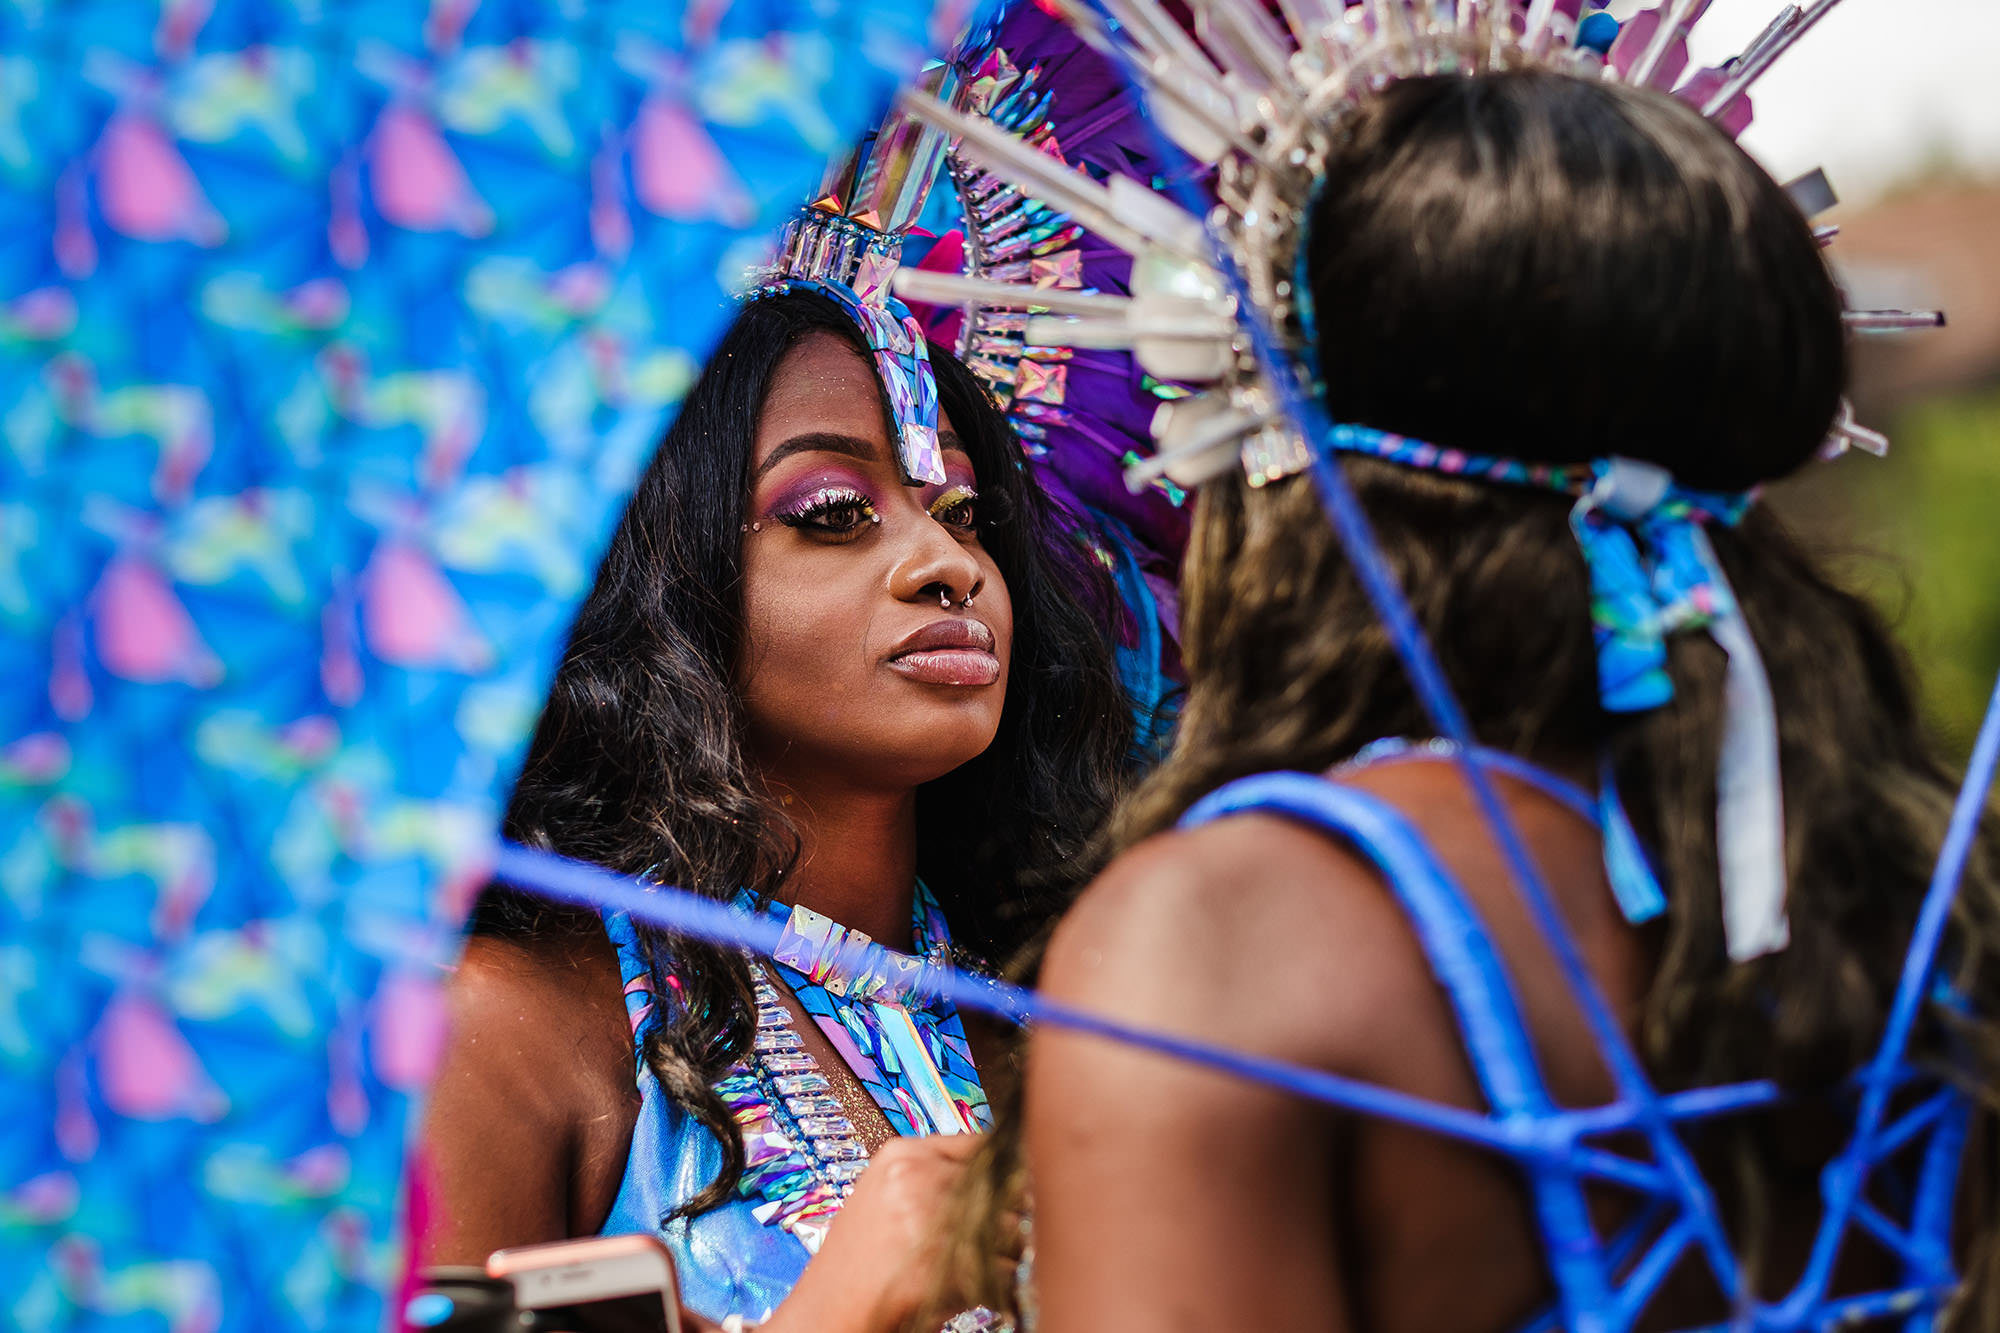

{"left": 744, "top": 551, "right": 874, "bottom": 682}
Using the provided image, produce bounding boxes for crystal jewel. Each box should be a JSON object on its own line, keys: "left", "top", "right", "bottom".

{"left": 816, "top": 1139, "right": 869, "bottom": 1164}
{"left": 785, "top": 1094, "right": 844, "bottom": 1117}
{"left": 1017, "top": 360, "right": 1068, "bottom": 405}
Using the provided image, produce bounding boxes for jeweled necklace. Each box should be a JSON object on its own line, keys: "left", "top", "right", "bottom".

{"left": 718, "top": 883, "right": 991, "bottom": 1254}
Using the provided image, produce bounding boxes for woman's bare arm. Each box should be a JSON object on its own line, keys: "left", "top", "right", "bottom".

{"left": 418, "top": 930, "right": 634, "bottom": 1264}
{"left": 420, "top": 931, "right": 999, "bottom": 1333}
{"left": 1025, "top": 816, "right": 1423, "bottom": 1333}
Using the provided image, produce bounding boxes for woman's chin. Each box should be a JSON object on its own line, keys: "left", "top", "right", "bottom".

{"left": 867, "top": 709, "right": 1007, "bottom": 787}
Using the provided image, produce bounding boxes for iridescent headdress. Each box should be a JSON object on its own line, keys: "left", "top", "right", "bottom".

{"left": 753, "top": 13, "right": 1198, "bottom": 721}
{"left": 745, "top": 63, "right": 962, "bottom": 488}
{"left": 892, "top": 0, "right": 1946, "bottom": 963}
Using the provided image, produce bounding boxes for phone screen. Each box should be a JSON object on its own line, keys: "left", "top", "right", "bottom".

{"left": 523, "top": 1292, "right": 673, "bottom": 1333}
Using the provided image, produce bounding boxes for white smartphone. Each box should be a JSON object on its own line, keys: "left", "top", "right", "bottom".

{"left": 486, "top": 1235, "right": 684, "bottom": 1333}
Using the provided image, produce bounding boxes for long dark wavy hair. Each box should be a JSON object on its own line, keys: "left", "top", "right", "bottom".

{"left": 482, "top": 290, "right": 1134, "bottom": 1216}
{"left": 945, "top": 71, "right": 2000, "bottom": 1323}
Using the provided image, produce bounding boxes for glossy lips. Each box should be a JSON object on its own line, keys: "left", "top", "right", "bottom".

{"left": 886, "top": 616, "right": 1000, "bottom": 687}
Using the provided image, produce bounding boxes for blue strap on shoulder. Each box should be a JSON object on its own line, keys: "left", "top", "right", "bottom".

{"left": 1173, "top": 758, "right": 1980, "bottom": 1333}
{"left": 602, "top": 907, "right": 659, "bottom": 1055}
{"left": 1182, "top": 772, "right": 1555, "bottom": 1120}
{"left": 1180, "top": 771, "right": 1619, "bottom": 1322}
{"left": 1336, "top": 738, "right": 1669, "bottom": 927}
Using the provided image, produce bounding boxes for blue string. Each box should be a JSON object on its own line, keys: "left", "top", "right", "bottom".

{"left": 1769, "top": 668, "right": 2000, "bottom": 1322}
{"left": 492, "top": 842, "right": 1514, "bottom": 1151}
{"left": 493, "top": 841, "right": 1788, "bottom": 1154}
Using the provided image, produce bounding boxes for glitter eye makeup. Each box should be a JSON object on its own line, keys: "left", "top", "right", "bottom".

{"left": 928, "top": 483, "right": 979, "bottom": 531}
{"left": 771, "top": 483, "right": 880, "bottom": 537}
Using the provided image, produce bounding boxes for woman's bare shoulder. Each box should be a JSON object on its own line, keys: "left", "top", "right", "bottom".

{"left": 421, "top": 914, "right": 640, "bottom": 1262}
{"left": 1039, "top": 814, "right": 1439, "bottom": 1074}
{"left": 446, "top": 920, "right": 635, "bottom": 1094}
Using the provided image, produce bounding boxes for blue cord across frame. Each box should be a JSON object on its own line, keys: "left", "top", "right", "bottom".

{"left": 494, "top": 663, "right": 1998, "bottom": 1332}
{"left": 492, "top": 5, "right": 1998, "bottom": 1328}
{"left": 496, "top": 674, "right": 1996, "bottom": 1331}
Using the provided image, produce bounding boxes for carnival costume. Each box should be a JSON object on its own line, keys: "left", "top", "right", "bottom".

{"left": 599, "top": 890, "right": 989, "bottom": 1325}
{"left": 868, "top": 1, "right": 1973, "bottom": 1330}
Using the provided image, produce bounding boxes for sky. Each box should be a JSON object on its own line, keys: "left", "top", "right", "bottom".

{"left": 1606, "top": 0, "right": 2000, "bottom": 203}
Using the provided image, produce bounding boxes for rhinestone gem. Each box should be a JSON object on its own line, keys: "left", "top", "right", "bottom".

{"left": 754, "top": 1029, "right": 805, "bottom": 1053}
{"left": 1029, "top": 251, "right": 1083, "bottom": 289}
{"left": 1017, "top": 361, "right": 1068, "bottom": 406}
{"left": 773, "top": 1073, "right": 831, "bottom": 1097}
{"left": 774, "top": 906, "right": 838, "bottom": 975}
{"left": 785, "top": 1094, "right": 843, "bottom": 1117}
{"left": 798, "top": 1115, "right": 855, "bottom": 1138}
{"left": 761, "top": 1052, "right": 816, "bottom": 1074}
{"left": 853, "top": 248, "right": 900, "bottom": 304}
{"left": 815, "top": 1138, "right": 868, "bottom": 1162}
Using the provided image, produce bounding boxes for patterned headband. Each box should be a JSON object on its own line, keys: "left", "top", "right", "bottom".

{"left": 753, "top": 276, "right": 946, "bottom": 488}
{"left": 1325, "top": 422, "right": 1785, "bottom": 962}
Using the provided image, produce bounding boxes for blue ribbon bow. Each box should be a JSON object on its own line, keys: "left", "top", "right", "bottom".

{"left": 1569, "top": 459, "right": 1752, "bottom": 715}
{"left": 1570, "top": 459, "right": 1787, "bottom": 962}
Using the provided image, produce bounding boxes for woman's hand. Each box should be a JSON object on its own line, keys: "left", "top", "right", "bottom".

{"left": 762, "top": 1134, "right": 982, "bottom": 1333}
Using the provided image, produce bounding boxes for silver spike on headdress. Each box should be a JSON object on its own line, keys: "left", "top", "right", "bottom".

{"left": 891, "top": 0, "right": 1945, "bottom": 495}
{"left": 765, "top": 60, "right": 963, "bottom": 303}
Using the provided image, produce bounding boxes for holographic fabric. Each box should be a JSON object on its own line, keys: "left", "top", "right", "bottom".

{"left": 762, "top": 885, "right": 990, "bottom": 1139}
{"left": 598, "top": 909, "right": 808, "bottom": 1326}
{"left": 596, "top": 886, "right": 988, "bottom": 1325}
{"left": 761, "top": 277, "right": 946, "bottom": 487}
{"left": 0, "top": 5, "right": 933, "bottom": 1330}
{"left": 1567, "top": 469, "right": 1753, "bottom": 716}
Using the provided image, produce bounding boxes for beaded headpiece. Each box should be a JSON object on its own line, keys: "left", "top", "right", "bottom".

{"left": 891, "top": 0, "right": 1947, "bottom": 964}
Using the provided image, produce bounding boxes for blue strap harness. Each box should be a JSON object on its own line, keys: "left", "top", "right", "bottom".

{"left": 1178, "top": 756, "right": 1974, "bottom": 1333}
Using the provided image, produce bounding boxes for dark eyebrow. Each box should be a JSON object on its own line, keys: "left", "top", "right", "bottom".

{"left": 753, "top": 432, "right": 882, "bottom": 483}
